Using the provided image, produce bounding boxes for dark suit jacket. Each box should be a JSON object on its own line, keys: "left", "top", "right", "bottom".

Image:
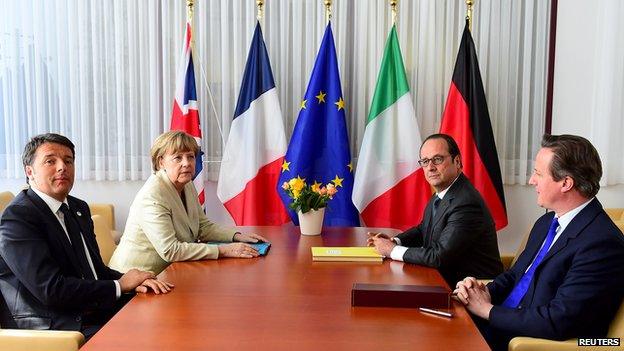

{"left": 486, "top": 198, "right": 624, "bottom": 345}
{"left": 396, "top": 173, "right": 503, "bottom": 286}
{"left": 0, "top": 188, "right": 123, "bottom": 331}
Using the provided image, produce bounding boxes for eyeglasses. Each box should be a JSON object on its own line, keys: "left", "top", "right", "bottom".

{"left": 418, "top": 155, "right": 451, "bottom": 167}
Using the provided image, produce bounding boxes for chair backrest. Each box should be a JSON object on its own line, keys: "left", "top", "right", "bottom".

{"left": 88, "top": 203, "right": 115, "bottom": 230}
{"left": 608, "top": 299, "right": 624, "bottom": 338}
{"left": 0, "top": 191, "right": 15, "bottom": 215}
{"left": 509, "top": 225, "right": 533, "bottom": 268}
{"left": 608, "top": 226, "right": 624, "bottom": 338}
{"left": 605, "top": 208, "right": 624, "bottom": 221}
{"left": 91, "top": 214, "right": 117, "bottom": 265}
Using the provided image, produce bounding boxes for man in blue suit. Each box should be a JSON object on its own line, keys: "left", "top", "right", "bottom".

{"left": 454, "top": 134, "right": 624, "bottom": 351}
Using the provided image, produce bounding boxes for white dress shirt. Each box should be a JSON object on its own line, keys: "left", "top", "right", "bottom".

{"left": 523, "top": 198, "right": 594, "bottom": 272}
{"left": 30, "top": 186, "right": 121, "bottom": 298}
{"left": 390, "top": 175, "right": 461, "bottom": 261}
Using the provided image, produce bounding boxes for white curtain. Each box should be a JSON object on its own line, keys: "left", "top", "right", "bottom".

{"left": 588, "top": 0, "right": 624, "bottom": 185}
{"left": 1, "top": 0, "right": 552, "bottom": 185}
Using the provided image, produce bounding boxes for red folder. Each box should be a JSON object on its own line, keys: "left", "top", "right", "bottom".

{"left": 351, "top": 283, "right": 450, "bottom": 309}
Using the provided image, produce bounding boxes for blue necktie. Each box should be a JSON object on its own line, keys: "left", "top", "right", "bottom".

{"left": 502, "top": 217, "right": 559, "bottom": 308}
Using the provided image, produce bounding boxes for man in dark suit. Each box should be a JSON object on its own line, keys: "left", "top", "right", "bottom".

{"left": 0, "top": 133, "right": 173, "bottom": 339}
{"left": 368, "top": 134, "right": 503, "bottom": 286}
{"left": 454, "top": 134, "right": 624, "bottom": 351}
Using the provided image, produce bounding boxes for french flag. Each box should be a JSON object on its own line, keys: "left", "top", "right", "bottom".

{"left": 170, "top": 21, "right": 205, "bottom": 208}
{"left": 217, "top": 22, "right": 289, "bottom": 225}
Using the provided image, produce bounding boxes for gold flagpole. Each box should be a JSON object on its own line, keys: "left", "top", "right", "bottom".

{"left": 466, "top": 0, "right": 474, "bottom": 32}
{"left": 187, "top": 0, "right": 194, "bottom": 26}
{"left": 324, "top": 0, "right": 332, "bottom": 24}
{"left": 257, "top": 0, "right": 264, "bottom": 26}
{"left": 187, "top": 0, "right": 195, "bottom": 49}
{"left": 390, "top": 0, "right": 398, "bottom": 26}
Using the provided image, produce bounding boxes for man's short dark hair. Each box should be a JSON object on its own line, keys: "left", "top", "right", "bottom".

{"left": 22, "top": 133, "right": 75, "bottom": 168}
{"left": 541, "top": 134, "right": 602, "bottom": 198}
{"left": 421, "top": 133, "right": 462, "bottom": 164}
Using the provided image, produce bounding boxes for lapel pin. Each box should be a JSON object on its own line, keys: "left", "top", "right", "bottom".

{"left": 76, "top": 211, "right": 82, "bottom": 217}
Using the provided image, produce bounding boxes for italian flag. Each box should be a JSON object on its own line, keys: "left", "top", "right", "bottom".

{"left": 352, "top": 26, "right": 432, "bottom": 231}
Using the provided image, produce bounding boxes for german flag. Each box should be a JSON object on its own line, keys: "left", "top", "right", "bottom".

{"left": 440, "top": 19, "right": 508, "bottom": 230}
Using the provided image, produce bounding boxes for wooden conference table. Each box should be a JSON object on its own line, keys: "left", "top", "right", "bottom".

{"left": 82, "top": 226, "right": 489, "bottom": 350}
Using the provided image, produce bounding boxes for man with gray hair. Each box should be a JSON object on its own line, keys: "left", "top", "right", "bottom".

{"left": 368, "top": 133, "right": 503, "bottom": 286}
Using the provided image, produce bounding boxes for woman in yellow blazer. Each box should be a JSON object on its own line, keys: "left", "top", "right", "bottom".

{"left": 109, "top": 131, "right": 266, "bottom": 274}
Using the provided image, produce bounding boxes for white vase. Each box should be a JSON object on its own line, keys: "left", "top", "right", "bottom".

{"left": 297, "top": 208, "right": 325, "bottom": 235}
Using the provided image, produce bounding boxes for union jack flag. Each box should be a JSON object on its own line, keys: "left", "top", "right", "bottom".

{"left": 170, "top": 21, "right": 205, "bottom": 208}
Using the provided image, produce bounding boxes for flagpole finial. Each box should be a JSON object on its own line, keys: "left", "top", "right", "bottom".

{"left": 390, "top": 0, "right": 398, "bottom": 25}
{"left": 466, "top": 0, "right": 474, "bottom": 32}
{"left": 186, "top": 0, "right": 194, "bottom": 23}
{"left": 324, "top": 0, "right": 332, "bottom": 24}
{"left": 257, "top": 0, "right": 264, "bottom": 21}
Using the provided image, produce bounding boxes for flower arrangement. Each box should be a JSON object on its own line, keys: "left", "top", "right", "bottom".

{"left": 281, "top": 176, "right": 338, "bottom": 214}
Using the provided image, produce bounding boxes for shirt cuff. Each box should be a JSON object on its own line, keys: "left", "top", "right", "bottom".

{"left": 114, "top": 280, "right": 121, "bottom": 299}
{"left": 392, "top": 237, "right": 402, "bottom": 246}
{"left": 390, "top": 245, "right": 408, "bottom": 261}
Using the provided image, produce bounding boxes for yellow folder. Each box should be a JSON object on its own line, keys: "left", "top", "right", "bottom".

{"left": 311, "top": 247, "right": 383, "bottom": 262}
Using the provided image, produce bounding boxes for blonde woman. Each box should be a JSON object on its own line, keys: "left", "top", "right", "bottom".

{"left": 109, "top": 131, "right": 266, "bottom": 274}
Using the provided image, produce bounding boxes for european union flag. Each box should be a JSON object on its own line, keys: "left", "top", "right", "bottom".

{"left": 278, "top": 23, "right": 359, "bottom": 227}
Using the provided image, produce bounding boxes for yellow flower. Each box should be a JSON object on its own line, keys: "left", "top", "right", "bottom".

{"left": 311, "top": 181, "right": 322, "bottom": 193}
{"left": 289, "top": 176, "right": 305, "bottom": 192}
{"left": 281, "top": 176, "right": 338, "bottom": 213}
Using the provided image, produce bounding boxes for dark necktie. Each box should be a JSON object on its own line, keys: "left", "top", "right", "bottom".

{"left": 59, "top": 203, "right": 95, "bottom": 280}
{"left": 502, "top": 217, "right": 559, "bottom": 308}
{"left": 432, "top": 196, "right": 441, "bottom": 218}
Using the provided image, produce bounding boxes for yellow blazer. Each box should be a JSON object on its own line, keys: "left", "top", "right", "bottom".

{"left": 109, "top": 170, "right": 236, "bottom": 274}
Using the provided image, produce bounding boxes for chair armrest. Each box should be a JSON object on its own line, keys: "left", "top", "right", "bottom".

{"left": 509, "top": 337, "right": 582, "bottom": 351}
{"left": 0, "top": 329, "right": 85, "bottom": 351}
{"left": 111, "top": 229, "right": 122, "bottom": 244}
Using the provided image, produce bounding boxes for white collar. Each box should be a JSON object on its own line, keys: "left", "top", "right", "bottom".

{"left": 436, "top": 174, "right": 461, "bottom": 200}
{"left": 554, "top": 198, "right": 594, "bottom": 232}
{"left": 30, "top": 185, "right": 68, "bottom": 214}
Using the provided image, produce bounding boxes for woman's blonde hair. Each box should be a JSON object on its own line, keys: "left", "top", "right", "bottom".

{"left": 150, "top": 131, "right": 199, "bottom": 172}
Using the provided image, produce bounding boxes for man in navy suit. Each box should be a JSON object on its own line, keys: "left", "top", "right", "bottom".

{"left": 0, "top": 133, "right": 173, "bottom": 339}
{"left": 454, "top": 134, "right": 624, "bottom": 351}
